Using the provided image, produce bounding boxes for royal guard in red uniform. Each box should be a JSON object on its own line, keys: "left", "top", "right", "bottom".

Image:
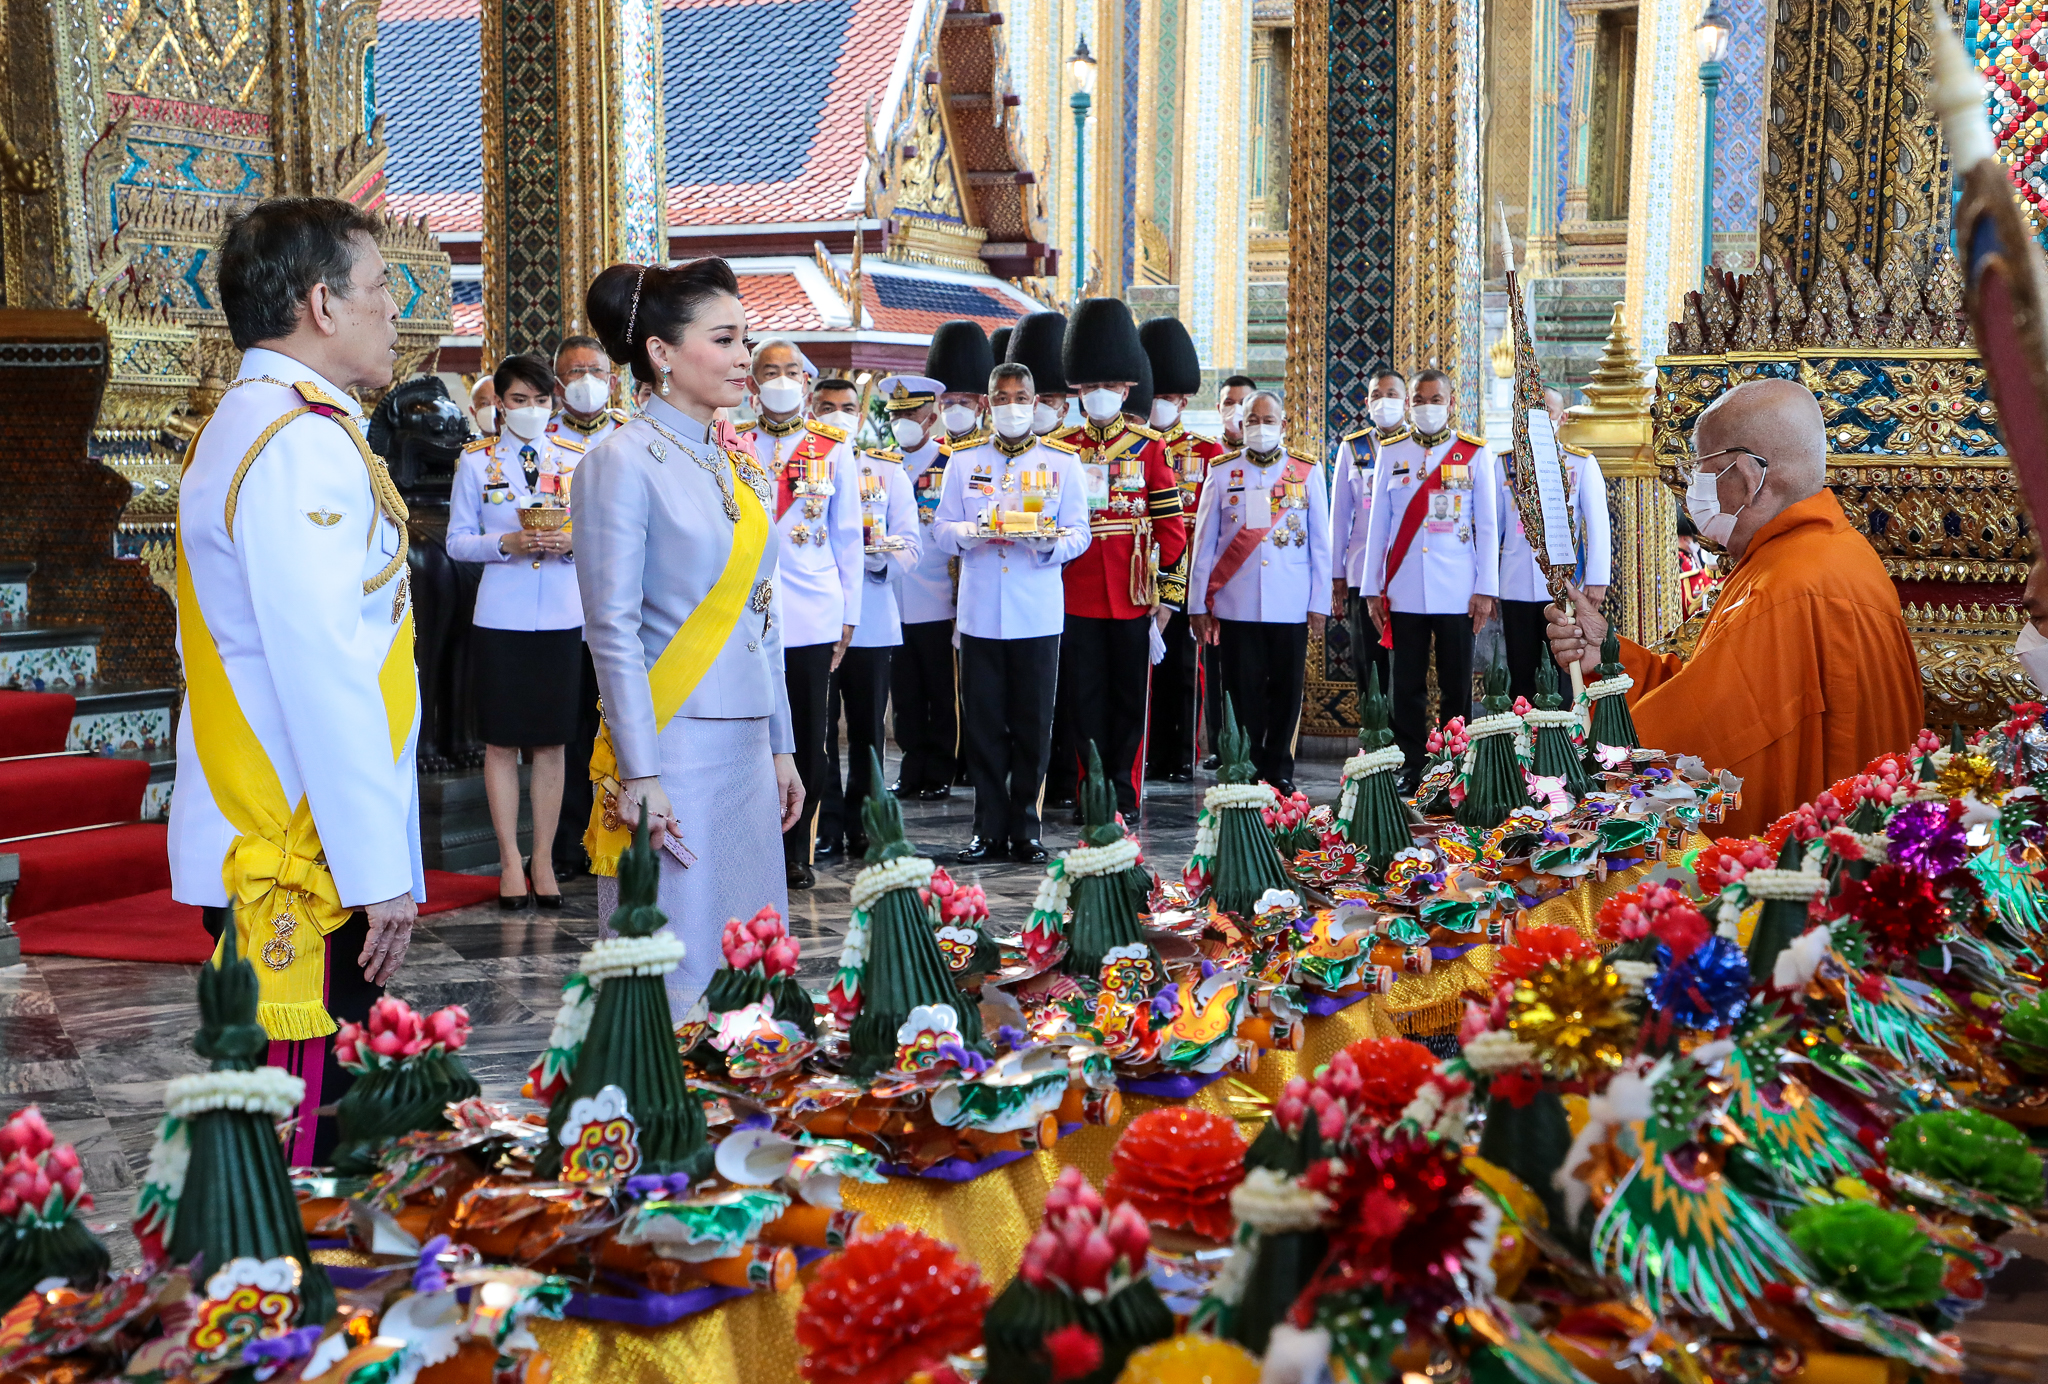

{"left": 1047, "top": 299, "right": 1189, "bottom": 818}
{"left": 1138, "top": 316, "right": 1226, "bottom": 785}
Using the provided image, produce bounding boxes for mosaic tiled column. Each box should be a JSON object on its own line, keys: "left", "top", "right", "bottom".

{"left": 1179, "top": 0, "right": 1251, "bottom": 371}
{"left": 1620, "top": 0, "right": 1702, "bottom": 372}
{"left": 1523, "top": 0, "right": 1565, "bottom": 276}
{"left": 482, "top": 0, "right": 665, "bottom": 360}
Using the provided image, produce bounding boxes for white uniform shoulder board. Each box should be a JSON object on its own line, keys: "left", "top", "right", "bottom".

{"left": 292, "top": 379, "right": 349, "bottom": 411}
{"left": 462, "top": 437, "right": 494, "bottom": 453}
{"left": 805, "top": 418, "right": 849, "bottom": 443}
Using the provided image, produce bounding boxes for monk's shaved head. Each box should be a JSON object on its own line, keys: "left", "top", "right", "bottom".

{"left": 1690, "top": 379, "right": 1827, "bottom": 557}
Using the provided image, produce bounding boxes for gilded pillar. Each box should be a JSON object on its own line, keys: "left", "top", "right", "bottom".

{"left": 1619, "top": 0, "right": 1702, "bottom": 369}
{"left": 1523, "top": 0, "right": 1565, "bottom": 277}
{"left": 482, "top": 0, "right": 665, "bottom": 360}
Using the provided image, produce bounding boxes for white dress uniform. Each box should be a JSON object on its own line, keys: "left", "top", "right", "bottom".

{"left": 1359, "top": 429, "right": 1500, "bottom": 779}
{"left": 741, "top": 416, "right": 862, "bottom": 869}
{"left": 576, "top": 395, "right": 793, "bottom": 1015}
{"left": 445, "top": 431, "right": 585, "bottom": 630}
{"left": 1186, "top": 447, "right": 1330, "bottom": 786}
{"left": 1495, "top": 443, "right": 1612, "bottom": 702}
{"left": 933, "top": 434, "right": 1092, "bottom": 845}
{"left": 548, "top": 407, "right": 630, "bottom": 453}
{"left": 892, "top": 433, "right": 962, "bottom": 795}
{"left": 1328, "top": 425, "right": 1401, "bottom": 721}
{"left": 817, "top": 451, "right": 924, "bottom": 851}
{"left": 169, "top": 348, "right": 424, "bottom": 916}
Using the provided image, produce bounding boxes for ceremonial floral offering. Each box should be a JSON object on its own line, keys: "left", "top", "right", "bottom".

{"left": 330, "top": 997, "right": 481, "bottom": 1174}
{"left": 0, "top": 1106, "right": 107, "bottom": 1312}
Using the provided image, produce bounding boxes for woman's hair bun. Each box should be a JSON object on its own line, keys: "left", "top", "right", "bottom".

{"left": 583, "top": 258, "right": 742, "bottom": 384}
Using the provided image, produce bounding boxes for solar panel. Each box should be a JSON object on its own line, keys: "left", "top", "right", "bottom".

{"left": 870, "top": 276, "right": 1022, "bottom": 320}
{"left": 663, "top": 0, "right": 853, "bottom": 185}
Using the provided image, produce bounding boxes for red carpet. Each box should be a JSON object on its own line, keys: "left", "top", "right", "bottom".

{"left": 0, "top": 692, "right": 76, "bottom": 758}
{"left": 0, "top": 755, "right": 150, "bottom": 839}
{"left": 8, "top": 823, "right": 171, "bottom": 919}
{"left": 13, "top": 871, "right": 509, "bottom": 964}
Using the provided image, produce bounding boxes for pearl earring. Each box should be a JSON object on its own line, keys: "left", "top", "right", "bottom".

{"left": 659, "top": 365, "right": 671, "bottom": 395}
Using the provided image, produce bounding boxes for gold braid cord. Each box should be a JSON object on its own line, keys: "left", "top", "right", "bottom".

{"left": 223, "top": 404, "right": 411, "bottom": 596}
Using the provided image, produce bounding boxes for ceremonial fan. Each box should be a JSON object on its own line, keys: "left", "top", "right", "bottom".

{"left": 1495, "top": 202, "right": 1588, "bottom": 700}
{"left": 1933, "top": 9, "right": 2048, "bottom": 541}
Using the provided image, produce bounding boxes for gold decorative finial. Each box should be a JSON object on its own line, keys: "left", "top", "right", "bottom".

{"left": 1489, "top": 332, "right": 1515, "bottom": 379}
{"left": 1557, "top": 304, "right": 1652, "bottom": 466}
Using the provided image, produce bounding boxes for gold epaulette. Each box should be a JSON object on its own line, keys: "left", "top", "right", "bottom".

{"left": 1286, "top": 448, "right": 1319, "bottom": 467}
{"left": 608, "top": 407, "right": 631, "bottom": 424}
{"left": 865, "top": 447, "right": 904, "bottom": 463}
{"left": 1214, "top": 447, "right": 1245, "bottom": 464}
{"left": 1376, "top": 427, "right": 1411, "bottom": 444}
{"left": 804, "top": 418, "right": 849, "bottom": 443}
{"left": 552, "top": 434, "right": 587, "bottom": 453}
{"left": 1561, "top": 441, "right": 1594, "bottom": 459}
{"left": 1457, "top": 430, "right": 1488, "bottom": 447}
{"left": 462, "top": 436, "right": 495, "bottom": 453}
{"left": 732, "top": 423, "right": 758, "bottom": 439}
{"left": 1124, "top": 422, "right": 1164, "bottom": 440}
{"left": 1039, "top": 435, "right": 1081, "bottom": 454}
{"left": 1047, "top": 423, "right": 1085, "bottom": 444}
{"left": 1342, "top": 426, "right": 1375, "bottom": 443}
{"left": 937, "top": 430, "right": 990, "bottom": 455}
{"left": 292, "top": 379, "right": 349, "bottom": 411}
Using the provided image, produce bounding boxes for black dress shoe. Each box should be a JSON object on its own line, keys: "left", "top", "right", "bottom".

{"left": 890, "top": 781, "right": 913, "bottom": 798}
{"left": 919, "top": 785, "right": 952, "bottom": 801}
{"left": 958, "top": 836, "right": 999, "bottom": 863}
{"left": 1275, "top": 778, "right": 1296, "bottom": 796}
{"left": 787, "top": 861, "right": 815, "bottom": 890}
{"left": 1010, "top": 838, "right": 1050, "bottom": 864}
{"left": 815, "top": 836, "right": 842, "bottom": 860}
{"left": 845, "top": 834, "right": 869, "bottom": 861}
{"left": 1165, "top": 770, "right": 1193, "bottom": 784}
{"left": 1201, "top": 753, "right": 1220, "bottom": 770}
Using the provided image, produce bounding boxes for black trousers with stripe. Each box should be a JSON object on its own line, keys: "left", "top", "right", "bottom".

{"left": 890, "top": 619, "right": 957, "bottom": 793}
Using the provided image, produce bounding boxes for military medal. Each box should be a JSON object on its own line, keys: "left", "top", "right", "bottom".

{"left": 261, "top": 900, "right": 299, "bottom": 971}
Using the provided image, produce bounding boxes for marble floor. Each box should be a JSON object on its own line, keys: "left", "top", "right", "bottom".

{"left": 0, "top": 750, "right": 1348, "bottom": 1268}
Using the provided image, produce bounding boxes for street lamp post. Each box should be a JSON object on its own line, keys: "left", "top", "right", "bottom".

{"left": 1068, "top": 37, "right": 1096, "bottom": 292}
{"left": 1695, "top": 0, "right": 1731, "bottom": 280}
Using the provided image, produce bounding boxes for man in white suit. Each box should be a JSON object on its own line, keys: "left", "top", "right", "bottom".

{"left": 169, "top": 196, "right": 423, "bottom": 1165}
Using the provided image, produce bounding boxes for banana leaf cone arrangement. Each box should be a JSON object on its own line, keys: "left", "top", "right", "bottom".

{"left": 1063, "top": 743, "right": 1160, "bottom": 979}
{"left": 164, "top": 954, "right": 335, "bottom": 1325}
{"left": 1528, "top": 655, "right": 1592, "bottom": 797}
{"left": 1585, "top": 629, "right": 1640, "bottom": 761}
{"left": 692, "top": 907, "right": 816, "bottom": 1080}
{"left": 1474, "top": 1081, "right": 1576, "bottom": 1233}
{"left": 1221, "top": 1097, "right": 1330, "bottom": 1356}
{"left": 544, "top": 816, "right": 710, "bottom": 1178}
{"left": 0, "top": 1106, "right": 109, "bottom": 1311}
{"left": 1746, "top": 833, "right": 1817, "bottom": 980}
{"left": 1340, "top": 666, "right": 1414, "bottom": 879}
{"left": 845, "top": 748, "right": 987, "bottom": 1080}
{"left": 1200, "top": 698, "right": 1294, "bottom": 918}
{"left": 983, "top": 1168, "right": 1176, "bottom": 1384}
{"left": 329, "top": 1000, "right": 482, "bottom": 1176}
{"left": 1455, "top": 653, "right": 1527, "bottom": 831}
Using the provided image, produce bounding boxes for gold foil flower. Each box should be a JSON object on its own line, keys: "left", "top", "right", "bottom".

{"left": 1509, "top": 956, "right": 1634, "bottom": 1081}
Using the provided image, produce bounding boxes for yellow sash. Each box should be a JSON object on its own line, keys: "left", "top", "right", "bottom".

{"left": 178, "top": 398, "right": 418, "bottom": 1039}
{"left": 585, "top": 449, "right": 770, "bottom": 876}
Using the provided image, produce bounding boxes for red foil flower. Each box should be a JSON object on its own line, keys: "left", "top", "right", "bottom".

{"left": 1105, "top": 1108, "right": 1247, "bottom": 1242}
{"left": 1832, "top": 864, "right": 1947, "bottom": 963}
{"left": 796, "top": 1228, "right": 990, "bottom": 1384}
{"left": 1493, "top": 923, "right": 1597, "bottom": 990}
{"left": 1342, "top": 1037, "right": 1444, "bottom": 1125}
{"left": 1289, "top": 1129, "right": 1481, "bottom": 1322}
{"left": 1693, "top": 837, "right": 1772, "bottom": 892}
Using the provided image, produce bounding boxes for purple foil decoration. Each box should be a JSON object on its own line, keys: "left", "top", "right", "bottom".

{"left": 1198, "top": 958, "right": 1218, "bottom": 978}
{"left": 1150, "top": 990, "right": 1182, "bottom": 1022}
{"left": 995, "top": 1024, "right": 1026, "bottom": 1050}
{"left": 936, "top": 1041, "right": 991, "bottom": 1075}
{"left": 412, "top": 1234, "right": 452, "bottom": 1294}
{"left": 1887, "top": 800, "right": 1970, "bottom": 877}
{"left": 244, "top": 1326, "right": 324, "bottom": 1366}
{"left": 623, "top": 1172, "right": 693, "bottom": 1201}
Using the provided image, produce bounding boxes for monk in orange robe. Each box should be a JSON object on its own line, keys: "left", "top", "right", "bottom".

{"left": 1545, "top": 379, "right": 1923, "bottom": 837}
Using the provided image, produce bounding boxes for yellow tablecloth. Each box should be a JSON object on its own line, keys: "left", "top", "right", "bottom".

{"left": 535, "top": 847, "right": 1693, "bottom": 1383}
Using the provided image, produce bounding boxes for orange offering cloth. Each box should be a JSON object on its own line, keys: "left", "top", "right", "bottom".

{"left": 1617, "top": 489, "right": 1923, "bottom": 838}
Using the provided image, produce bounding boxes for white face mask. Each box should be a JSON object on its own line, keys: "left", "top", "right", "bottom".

{"left": 1220, "top": 403, "right": 1246, "bottom": 434}
{"left": 1368, "top": 397, "right": 1406, "bottom": 429}
{"left": 473, "top": 405, "right": 497, "bottom": 434}
{"left": 1411, "top": 403, "right": 1450, "bottom": 435}
{"left": 1684, "top": 452, "right": 1758, "bottom": 549}
{"left": 814, "top": 409, "right": 858, "bottom": 434}
{"left": 1244, "top": 422, "right": 1284, "bottom": 454}
{"left": 757, "top": 376, "right": 804, "bottom": 415}
{"left": 503, "top": 404, "right": 552, "bottom": 441}
{"left": 563, "top": 376, "right": 610, "bottom": 414}
{"left": 1081, "top": 387, "right": 1124, "bottom": 422}
{"left": 1150, "top": 399, "right": 1181, "bottom": 428}
{"left": 991, "top": 402, "right": 1035, "bottom": 438}
{"left": 1032, "top": 402, "right": 1064, "bottom": 434}
{"left": 891, "top": 417, "right": 929, "bottom": 449}
{"left": 942, "top": 403, "right": 981, "bottom": 436}
{"left": 2018, "top": 623, "right": 2048, "bottom": 696}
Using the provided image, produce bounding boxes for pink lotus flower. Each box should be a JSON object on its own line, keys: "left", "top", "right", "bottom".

{"left": 1511, "top": 696, "right": 1532, "bottom": 716}
{"left": 1458, "top": 1000, "right": 1494, "bottom": 1044}
{"left": 763, "top": 937, "right": 802, "bottom": 977}
{"left": 425, "top": 1005, "right": 471, "bottom": 1053}
{"left": 369, "top": 1028, "right": 406, "bottom": 1057}
{"left": 1915, "top": 728, "right": 1940, "bottom": 755}
{"left": 746, "top": 906, "right": 785, "bottom": 942}
{"left": 0, "top": 1107, "right": 54, "bottom": 1161}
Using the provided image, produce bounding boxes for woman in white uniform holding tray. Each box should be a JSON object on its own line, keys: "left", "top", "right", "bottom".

{"left": 576, "top": 257, "right": 804, "bottom": 1015}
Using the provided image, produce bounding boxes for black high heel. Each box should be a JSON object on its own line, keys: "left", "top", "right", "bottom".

{"left": 525, "top": 854, "right": 563, "bottom": 908}
{"left": 501, "top": 857, "right": 531, "bottom": 910}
